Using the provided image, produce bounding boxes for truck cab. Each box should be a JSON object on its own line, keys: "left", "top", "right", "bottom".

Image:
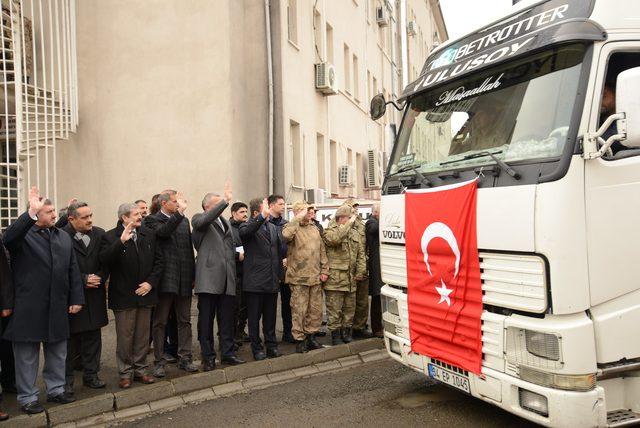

{"left": 374, "top": 0, "right": 640, "bottom": 426}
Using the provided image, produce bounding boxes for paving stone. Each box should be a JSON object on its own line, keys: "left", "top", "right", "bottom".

{"left": 348, "top": 338, "right": 384, "bottom": 354}
{"left": 48, "top": 393, "right": 114, "bottom": 426}
{"left": 113, "top": 403, "right": 151, "bottom": 420}
{"left": 242, "top": 375, "right": 271, "bottom": 389}
{"left": 360, "top": 349, "right": 390, "bottom": 363}
{"left": 4, "top": 412, "right": 48, "bottom": 428}
{"left": 114, "top": 381, "right": 174, "bottom": 410}
{"left": 268, "top": 351, "right": 315, "bottom": 373}
{"left": 171, "top": 369, "right": 226, "bottom": 394}
{"left": 338, "top": 355, "right": 363, "bottom": 368}
{"left": 292, "top": 365, "right": 320, "bottom": 377}
{"left": 312, "top": 345, "right": 352, "bottom": 364}
{"left": 266, "top": 370, "right": 298, "bottom": 384}
{"left": 182, "top": 388, "right": 216, "bottom": 404}
{"left": 149, "top": 396, "right": 185, "bottom": 412}
{"left": 212, "top": 381, "right": 245, "bottom": 396}
{"left": 315, "top": 360, "right": 342, "bottom": 372}
{"left": 75, "top": 412, "right": 116, "bottom": 427}
{"left": 56, "top": 423, "right": 77, "bottom": 428}
{"left": 223, "top": 359, "right": 271, "bottom": 382}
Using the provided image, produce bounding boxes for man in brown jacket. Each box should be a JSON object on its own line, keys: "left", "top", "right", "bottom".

{"left": 282, "top": 201, "right": 329, "bottom": 353}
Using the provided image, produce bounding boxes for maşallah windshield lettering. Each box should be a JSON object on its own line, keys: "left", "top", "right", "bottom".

{"left": 388, "top": 44, "right": 586, "bottom": 178}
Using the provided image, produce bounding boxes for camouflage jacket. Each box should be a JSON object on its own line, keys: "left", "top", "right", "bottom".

{"left": 282, "top": 217, "right": 329, "bottom": 286}
{"left": 323, "top": 220, "right": 366, "bottom": 292}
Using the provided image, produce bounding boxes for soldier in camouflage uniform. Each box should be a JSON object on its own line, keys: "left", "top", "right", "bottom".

{"left": 323, "top": 205, "right": 366, "bottom": 345}
{"left": 282, "top": 201, "right": 329, "bottom": 353}
{"left": 346, "top": 200, "right": 372, "bottom": 338}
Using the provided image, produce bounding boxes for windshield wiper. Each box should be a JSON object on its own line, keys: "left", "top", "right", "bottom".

{"left": 386, "top": 163, "right": 432, "bottom": 187}
{"left": 440, "top": 150, "right": 521, "bottom": 180}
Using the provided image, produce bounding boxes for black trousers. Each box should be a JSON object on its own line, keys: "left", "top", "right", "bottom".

{"left": 370, "top": 295, "right": 383, "bottom": 334}
{"left": 235, "top": 290, "right": 247, "bottom": 338}
{"left": 246, "top": 292, "right": 278, "bottom": 354}
{"left": 197, "top": 293, "right": 235, "bottom": 361}
{"left": 65, "top": 329, "right": 102, "bottom": 385}
{"left": 164, "top": 303, "right": 179, "bottom": 357}
{"left": 280, "top": 282, "right": 292, "bottom": 338}
{"left": 0, "top": 316, "right": 15, "bottom": 392}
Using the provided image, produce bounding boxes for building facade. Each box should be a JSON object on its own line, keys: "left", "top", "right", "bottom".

{"left": 41, "top": 0, "right": 446, "bottom": 225}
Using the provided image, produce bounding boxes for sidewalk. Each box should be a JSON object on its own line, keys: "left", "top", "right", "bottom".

{"left": 2, "top": 299, "right": 382, "bottom": 426}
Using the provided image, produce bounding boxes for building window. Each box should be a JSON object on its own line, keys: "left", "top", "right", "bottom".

{"left": 287, "top": 0, "right": 298, "bottom": 45}
{"left": 313, "top": 8, "right": 323, "bottom": 60}
{"left": 330, "top": 140, "right": 338, "bottom": 194}
{"left": 326, "top": 23, "right": 334, "bottom": 64}
{"left": 372, "top": 75, "right": 378, "bottom": 97}
{"left": 317, "top": 133, "right": 326, "bottom": 189}
{"left": 347, "top": 148, "right": 353, "bottom": 168}
{"left": 352, "top": 54, "right": 360, "bottom": 101}
{"left": 356, "top": 152, "right": 363, "bottom": 197}
{"left": 290, "top": 120, "right": 302, "bottom": 186}
{"left": 343, "top": 44, "right": 351, "bottom": 94}
{"left": 366, "top": 70, "right": 371, "bottom": 102}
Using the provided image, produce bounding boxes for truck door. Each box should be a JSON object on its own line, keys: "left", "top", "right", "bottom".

{"left": 584, "top": 43, "right": 640, "bottom": 307}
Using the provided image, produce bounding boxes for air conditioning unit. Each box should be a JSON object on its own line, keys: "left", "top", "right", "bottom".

{"left": 305, "top": 188, "right": 326, "bottom": 204}
{"left": 338, "top": 165, "right": 354, "bottom": 187}
{"left": 407, "top": 21, "right": 417, "bottom": 36}
{"left": 366, "top": 149, "right": 385, "bottom": 188}
{"left": 315, "top": 62, "right": 338, "bottom": 95}
{"left": 376, "top": 7, "right": 389, "bottom": 27}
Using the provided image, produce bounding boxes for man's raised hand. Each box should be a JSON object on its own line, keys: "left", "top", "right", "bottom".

{"left": 224, "top": 180, "right": 233, "bottom": 203}
{"left": 177, "top": 192, "right": 187, "bottom": 214}
{"left": 120, "top": 221, "right": 135, "bottom": 244}
{"left": 28, "top": 186, "right": 43, "bottom": 218}
{"left": 261, "top": 198, "right": 270, "bottom": 219}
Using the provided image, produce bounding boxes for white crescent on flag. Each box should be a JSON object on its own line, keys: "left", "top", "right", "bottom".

{"left": 421, "top": 221, "right": 461, "bottom": 279}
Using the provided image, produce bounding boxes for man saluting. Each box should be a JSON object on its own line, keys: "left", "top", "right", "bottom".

{"left": 2, "top": 187, "right": 84, "bottom": 414}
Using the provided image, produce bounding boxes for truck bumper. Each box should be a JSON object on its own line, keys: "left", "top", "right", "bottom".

{"left": 384, "top": 334, "right": 607, "bottom": 427}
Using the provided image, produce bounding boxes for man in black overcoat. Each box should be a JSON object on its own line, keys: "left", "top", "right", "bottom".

{"left": 63, "top": 202, "right": 109, "bottom": 393}
{"left": 100, "top": 202, "right": 163, "bottom": 389}
{"left": 366, "top": 203, "right": 383, "bottom": 337}
{"left": 3, "top": 187, "right": 84, "bottom": 414}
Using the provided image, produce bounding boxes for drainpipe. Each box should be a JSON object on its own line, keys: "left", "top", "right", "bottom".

{"left": 265, "top": 0, "right": 274, "bottom": 194}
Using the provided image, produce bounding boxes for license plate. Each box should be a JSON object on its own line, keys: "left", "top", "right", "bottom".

{"left": 427, "top": 363, "right": 470, "bottom": 394}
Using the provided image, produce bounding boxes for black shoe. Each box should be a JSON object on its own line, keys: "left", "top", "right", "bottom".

{"left": 253, "top": 351, "right": 267, "bottom": 361}
{"left": 21, "top": 401, "right": 44, "bottom": 414}
{"left": 83, "top": 377, "right": 106, "bottom": 389}
{"left": 177, "top": 358, "right": 199, "bottom": 372}
{"left": 296, "top": 340, "right": 308, "bottom": 353}
{"left": 282, "top": 334, "right": 296, "bottom": 344}
{"left": 221, "top": 355, "right": 246, "bottom": 366}
{"left": 47, "top": 392, "right": 76, "bottom": 404}
{"left": 266, "top": 348, "right": 282, "bottom": 358}
{"left": 331, "top": 329, "right": 341, "bottom": 346}
{"left": 342, "top": 327, "right": 353, "bottom": 344}
{"left": 162, "top": 353, "right": 178, "bottom": 364}
{"left": 353, "top": 329, "right": 373, "bottom": 339}
{"left": 202, "top": 359, "right": 216, "bottom": 372}
{"left": 315, "top": 330, "right": 327, "bottom": 337}
{"left": 306, "top": 334, "right": 324, "bottom": 350}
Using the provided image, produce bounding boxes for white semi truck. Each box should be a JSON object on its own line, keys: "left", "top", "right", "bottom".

{"left": 370, "top": 0, "right": 640, "bottom": 426}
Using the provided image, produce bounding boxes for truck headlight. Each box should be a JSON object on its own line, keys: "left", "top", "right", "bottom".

{"left": 519, "top": 366, "right": 596, "bottom": 392}
{"left": 519, "top": 389, "right": 548, "bottom": 417}
{"left": 525, "top": 330, "right": 560, "bottom": 361}
{"left": 383, "top": 296, "right": 399, "bottom": 316}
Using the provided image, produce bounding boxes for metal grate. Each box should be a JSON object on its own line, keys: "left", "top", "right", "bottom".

{"left": 607, "top": 409, "right": 640, "bottom": 427}
{"left": 0, "top": 0, "right": 78, "bottom": 228}
{"left": 430, "top": 358, "right": 469, "bottom": 376}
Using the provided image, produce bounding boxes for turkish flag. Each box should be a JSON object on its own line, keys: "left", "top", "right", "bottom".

{"left": 404, "top": 179, "right": 483, "bottom": 374}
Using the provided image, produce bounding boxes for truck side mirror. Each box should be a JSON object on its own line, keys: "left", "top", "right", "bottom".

{"left": 616, "top": 67, "right": 640, "bottom": 148}
{"left": 370, "top": 93, "right": 386, "bottom": 120}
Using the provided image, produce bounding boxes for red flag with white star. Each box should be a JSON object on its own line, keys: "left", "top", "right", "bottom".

{"left": 404, "top": 179, "right": 483, "bottom": 374}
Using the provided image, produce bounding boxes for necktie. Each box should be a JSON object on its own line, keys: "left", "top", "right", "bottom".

{"left": 217, "top": 218, "right": 225, "bottom": 232}
{"left": 131, "top": 229, "right": 138, "bottom": 249}
{"left": 75, "top": 232, "right": 90, "bottom": 248}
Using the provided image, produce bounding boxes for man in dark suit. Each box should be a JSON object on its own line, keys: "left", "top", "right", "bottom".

{"left": 229, "top": 201, "right": 249, "bottom": 345}
{"left": 240, "top": 198, "right": 283, "bottom": 360}
{"left": 100, "top": 203, "right": 163, "bottom": 389}
{"left": 63, "top": 202, "right": 109, "bottom": 394}
{"left": 366, "top": 203, "right": 383, "bottom": 338}
{"left": 3, "top": 187, "right": 84, "bottom": 414}
{"left": 0, "top": 236, "right": 14, "bottom": 420}
{"left": 145, "top": 190, "right": 197, "bottom": 377}
{"left": 192, "top": 182, "right": 245, "bottom": 371}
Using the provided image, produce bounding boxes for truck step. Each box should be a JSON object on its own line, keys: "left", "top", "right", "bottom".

{"left": 607, "top": 409, "right": 640, "bottom": 427}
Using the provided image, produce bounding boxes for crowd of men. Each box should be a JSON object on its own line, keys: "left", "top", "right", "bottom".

{"left": 0, "top": 183, "right": 383, "bottom": 419}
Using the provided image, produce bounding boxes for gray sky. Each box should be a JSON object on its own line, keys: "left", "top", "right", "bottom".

{"left": 439, "top": 0, "right": 514, "bottom": 40}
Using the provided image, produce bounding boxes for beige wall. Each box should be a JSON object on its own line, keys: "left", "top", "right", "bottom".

{"left": 56, "top": 0, "right": 269, "bottom": 226}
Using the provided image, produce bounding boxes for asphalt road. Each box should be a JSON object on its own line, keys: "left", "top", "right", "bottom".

{"left": 124, "top": 359, "right": 538, "bottom": 428}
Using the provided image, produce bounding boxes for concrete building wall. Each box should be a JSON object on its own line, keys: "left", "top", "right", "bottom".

{"left": 56, "top": 0, "right": 269, "bottom": 225}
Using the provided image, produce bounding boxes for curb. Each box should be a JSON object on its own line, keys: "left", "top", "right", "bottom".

{"left": 7, "top": 338, "right": 385, "bottom": 427}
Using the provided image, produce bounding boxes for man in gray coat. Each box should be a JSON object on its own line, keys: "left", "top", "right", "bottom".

{"left": 192, "top": 182, "right": 245, "bottom": 371}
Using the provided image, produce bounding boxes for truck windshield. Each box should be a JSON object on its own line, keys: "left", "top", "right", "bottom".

{"left": 388, "top": 44, "right": 587, "bottom": 177}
